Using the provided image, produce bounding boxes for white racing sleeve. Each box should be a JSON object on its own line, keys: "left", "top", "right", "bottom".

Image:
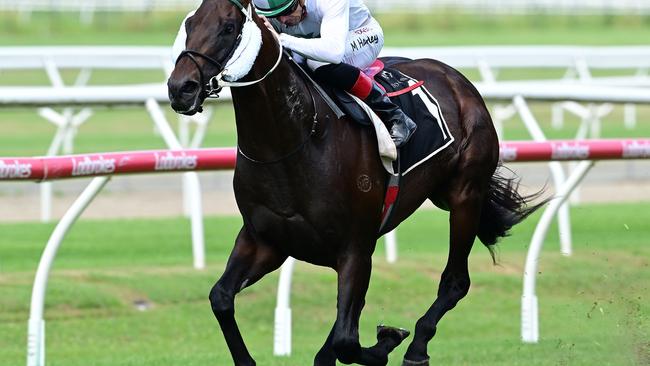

{"left": 278, "top": 0, "right": 350, "bottom": 64}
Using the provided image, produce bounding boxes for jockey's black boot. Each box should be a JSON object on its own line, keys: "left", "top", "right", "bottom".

{"left": 312, "top": 63, "right": 417, "bottom": 147}
{"left": 363, "top": 82, "right": 417, "bottom": 147}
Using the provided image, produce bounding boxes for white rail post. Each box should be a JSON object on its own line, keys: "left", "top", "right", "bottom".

{"left": 38, "top": 59, "right": 95, "bottom": 222}
{"left": 521, "top": 160, "right": 594, "bottom": 343}
{"left": 564, "top": 102, "right": 612, "bottom": 205}
{"left": 80, "top": 2, "right": 96, "bottom": 25}
{"left": 624, "top": 67, "right": 647, "bottom": 129}
{"left": 384, "top": 230, "right": 398, "bottom": 263}
{"left": 512, "top": 96, "right": 573, "bottom": 256}
{"left": 479, "top": 59, "right": 511, "bottom": 140}
{"left": 18, "top": 3, "right": 33, "bottom": 23}
{"left": 491, "top": 104, "right": 516, "bottom": 141}
{"left": 624, "top": 103, "right": 637, "bottom": 130}
{"left": 477, "top": 59, "right": 497, "bottom": 84}
{"left": 179, "top": 109, "right": 213, "bottom": 217}
{"left": 146, "top": 98, "right": 205, "bottom": 269}
{"left": 274, "top": 258, "right": 296, "bottom": 356}
{"left": 551, "top": 102, "right": 565, "bottom": 130}
{"left": 38, "top": 59, "right": 66, "bottom": 223}
{"left": 37, "top": 107, "right": 93, "bottom": 222}
{"left": 180, "top": 115, "right": 194, "bottom": 218}
{"left": 27, "top": 176, "right": 111, "bottom": 366}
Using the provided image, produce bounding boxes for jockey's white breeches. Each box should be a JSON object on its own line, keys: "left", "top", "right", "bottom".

{"left": 303, "top": 17, "right": 384, "bottom": 71}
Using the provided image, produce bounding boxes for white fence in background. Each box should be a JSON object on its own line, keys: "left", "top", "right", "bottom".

{"left": 4, "top": 45, "right": 648, "bottom": 141}
{"left": 367, "top": 0, "right": 650, "bottom": 14}
{"left": 0, "top": 46, "right": 178, "bottom": 223}
{"left": 0, "top": 0, "right": 198, "bottom": 11}
{"left": 2, "top": 0, "right": 650, "bottom": 14}
{"left": 1, "top": 45, "right": 648, "bottom": 225}
{"left": 3, "top": 45, "right": 648, "bottom": 83}
{"left": 0, "top": 46, "right": 175, "bottom": 72}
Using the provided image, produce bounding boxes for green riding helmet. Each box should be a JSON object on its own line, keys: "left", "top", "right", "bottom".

{"left": 253, "top": 0, "right": 299, "bottom": 17}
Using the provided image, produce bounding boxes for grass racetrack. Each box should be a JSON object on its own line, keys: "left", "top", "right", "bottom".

{"left": 1, "top": 204, "right": 648, "bottom": 365}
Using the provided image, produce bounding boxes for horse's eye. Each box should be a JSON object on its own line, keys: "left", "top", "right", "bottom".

{"left": 223, "top": 23, "right": 236, "bottom": 35}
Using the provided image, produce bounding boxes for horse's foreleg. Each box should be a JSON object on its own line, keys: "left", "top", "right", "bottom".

{"left": 209, "top": 227, "right": 287, "bottom": 366}
{"left": 403, "top": 188, "right": 482, "bottom": 366}
{"left": 314, "top": 325, "right": 337, "bottom": 366}
{"left": 328, "top": 253, "right": 409, "bottom": 366}
{"left": 329, "top": 254, "right": 371, "bottom": 364}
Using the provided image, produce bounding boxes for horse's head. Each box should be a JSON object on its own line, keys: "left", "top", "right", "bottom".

{"left": 168, "top": 0, "right": 257, "bottom": 115}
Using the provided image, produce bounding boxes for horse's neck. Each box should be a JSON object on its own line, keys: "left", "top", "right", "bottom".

{"left": 230, "top": 32, "right": 313, "bottom": 159}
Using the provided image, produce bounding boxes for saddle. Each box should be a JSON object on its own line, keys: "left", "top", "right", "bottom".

{"left": 307, "top": 57, "right": 455, "bottom": 176}
{"left": 292, "top": 56, "right": 455, "bottom": 232}
{"left": 333, "top": 57, "right": 422, "bottom": 127}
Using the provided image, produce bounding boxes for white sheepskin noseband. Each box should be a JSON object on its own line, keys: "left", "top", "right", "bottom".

{"left": 172, "top": 10, "right": 195, "bottom": 63}
{"left": 221, "top": 6, "right": 263, "bottom": 81}
{"left": 171, "top": 6, "right": 262, "bottom": 83}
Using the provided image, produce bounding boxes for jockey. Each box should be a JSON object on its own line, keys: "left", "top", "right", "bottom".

{"left": 253, "top": 0, "right": 417, "bottom": 147}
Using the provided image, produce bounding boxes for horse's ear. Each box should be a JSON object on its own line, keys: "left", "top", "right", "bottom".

{"left": 172, "top": 10, "right": 196, "bottom": 61}
{"left": 236, "top": 0, "right": 257, "bottom": 15}
{"left": 184, "top": 14, "right": 194, "bottom": 33}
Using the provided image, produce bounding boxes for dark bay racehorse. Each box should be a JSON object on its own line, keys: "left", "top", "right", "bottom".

{"left": 168, "top": 1, "right": 542, "bottom": 365}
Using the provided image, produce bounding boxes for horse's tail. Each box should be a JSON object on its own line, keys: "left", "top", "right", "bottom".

{"left": 477, "top": 166, "right": 547, "bottom": 259}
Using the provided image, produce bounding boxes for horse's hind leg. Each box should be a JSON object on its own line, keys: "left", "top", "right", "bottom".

{"left": 209, "top": 227, "right": 287, "bottom": 366}
{"left": 319, "top": 252, "right": 409, "bottom": 366}
{"left": 402, "top": 183, "right": 484, "bottom": 365}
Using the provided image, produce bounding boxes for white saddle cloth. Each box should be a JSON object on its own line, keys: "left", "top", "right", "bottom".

{"left": 346, "top": 93, "right": 397, "bottom": 175}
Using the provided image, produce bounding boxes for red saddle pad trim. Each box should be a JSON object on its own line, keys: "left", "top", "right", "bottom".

{"left": 363, "top": 59, "right": 425, "bottom": 97}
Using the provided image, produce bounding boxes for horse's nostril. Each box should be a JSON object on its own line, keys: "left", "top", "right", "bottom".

{"left": 180, "top": 81, "right": 199, "bottom": 96}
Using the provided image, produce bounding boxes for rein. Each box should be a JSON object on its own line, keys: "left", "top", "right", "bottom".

{"left": 175, "top": 49, "right": 231, "bottom": 99}
{"left": 237, "top": 74, "right": 319, "bottom": 165}
{"left": 214, "top": 32, "right": 283, "bottom": 90}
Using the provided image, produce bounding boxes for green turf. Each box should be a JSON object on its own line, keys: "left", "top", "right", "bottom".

{"left": 0, "top": 203, "right": 648, "bottom": 365}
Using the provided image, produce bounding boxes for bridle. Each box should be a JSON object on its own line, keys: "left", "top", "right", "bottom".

{"left": 174, "top": 0, "right": 317, "bottom": 164}
{"left": 175, "top": 49, "right": 230, "bottom": 100}
{"left": 175, "top": 0, "right": 284, "bottom": 101}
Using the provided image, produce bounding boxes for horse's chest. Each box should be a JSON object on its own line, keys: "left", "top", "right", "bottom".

{"left": 244, "top": 204, "right": 337, "bottom": 265}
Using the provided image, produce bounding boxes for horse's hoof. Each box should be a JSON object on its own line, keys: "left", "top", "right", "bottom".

{"left": 376, "top": 324, "right": 410, "bottom": 343}
{"left": 402, "top": 357, "right": 430, "bottom": 366}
